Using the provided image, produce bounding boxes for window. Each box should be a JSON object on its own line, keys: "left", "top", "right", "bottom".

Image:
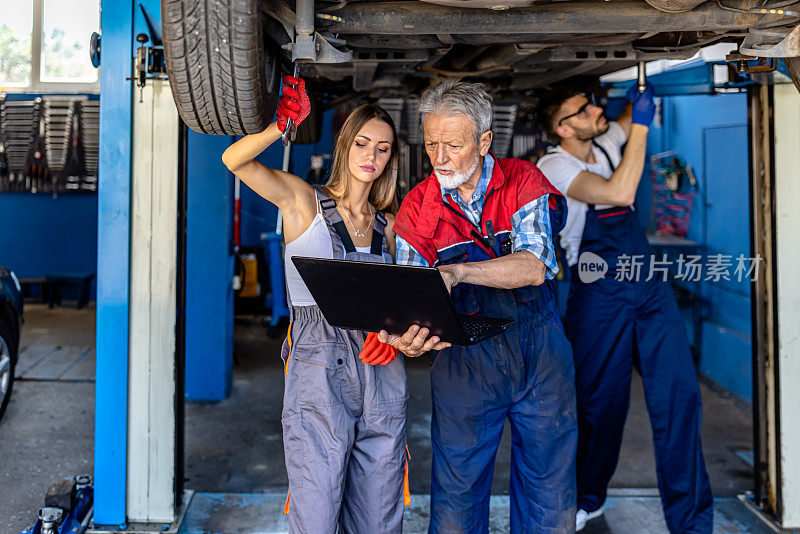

{"left": 0, "top": 0, "right": 100, "bottom": 92}
{"left": 0, "top": 2, "right": 34, "bottom": 87}
{"left": 41, "top": 0, "right": 99, "bottom": 83}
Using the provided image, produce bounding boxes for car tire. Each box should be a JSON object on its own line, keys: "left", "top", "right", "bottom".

{"left": 0, "top": 319, "right": 17, "bottom": 422}
{"left": 784, "top": 58, "right": 800, "bottom": 94}
{"left": 295, "top": 93, "right": 322, "bottom": 145}
{"left": 161, "top": 0, "right": 281, "bottom": 135}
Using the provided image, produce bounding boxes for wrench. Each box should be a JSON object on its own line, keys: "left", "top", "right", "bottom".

{"left": 637, "top": 61, "right": 647, "bottom": 94}
{"left": 281, "top": 62, "right": 300, "bottom": 146}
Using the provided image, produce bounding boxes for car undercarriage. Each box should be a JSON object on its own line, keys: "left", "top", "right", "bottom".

{"left": 159, "top": 0, "right": 800, "bottom": 135}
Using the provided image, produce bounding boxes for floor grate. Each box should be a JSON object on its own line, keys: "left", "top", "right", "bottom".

{"left": 15, "top": 344, "right": 95, "bottom": 382}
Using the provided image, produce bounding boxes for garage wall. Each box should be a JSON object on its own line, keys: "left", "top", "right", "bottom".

{"left": 0, "top": 193, "right": 98, "bottom": 299}
{"left": 0, "top": 94, "right": 100, "bottom": 300}
{"left": 639, "top": 92, "right": 752, "bottom": 401}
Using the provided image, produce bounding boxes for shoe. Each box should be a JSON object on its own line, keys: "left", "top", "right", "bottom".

{"left": 576, "top": 507, "right": 604, "bottom": 531}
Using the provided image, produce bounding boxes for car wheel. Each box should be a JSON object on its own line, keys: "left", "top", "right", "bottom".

{"left": 295, "top": 94, "right": 322, "bottom": 145}
{"left": 0, "top": 320, "right": 16, "bottom": 422}
{"left": 161, "top": 0, "right": 281, "bottom": 135}
{"left": 784, "top": 58, "right": 800, "bottom": 94}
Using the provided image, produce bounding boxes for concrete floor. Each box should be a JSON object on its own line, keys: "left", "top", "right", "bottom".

{"left": 0, "top": 305, "right": 95, "bottom": 534}
{"left": 1, "top": 306, "right": 757, "bottom": 534}
{"left": 189, "top": 316, "right": 753, "bottom": 498}
{"left": 176, "top": 492, "right": 775, "bottom": 534}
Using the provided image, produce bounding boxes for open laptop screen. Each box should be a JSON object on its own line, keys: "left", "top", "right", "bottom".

{"left": 291, "top": 256, "right": 468, "bottom": 342}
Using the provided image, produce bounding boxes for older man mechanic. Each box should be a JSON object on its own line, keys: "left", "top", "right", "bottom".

{"left": 380, "top": 79, "right": 577, "bottom": 533}
{"left": 535, "top": 87, "right": 713, "bottom": 533}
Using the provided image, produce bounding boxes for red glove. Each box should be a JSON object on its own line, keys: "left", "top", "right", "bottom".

{"left": 276, "top": 76, "right": 311, "bottom": 132}
{"left": 359, "top": 332, "right": 399, "bottom": 366}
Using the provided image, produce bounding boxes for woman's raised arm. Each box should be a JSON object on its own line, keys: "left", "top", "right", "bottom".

{"left": 221, "top": 77, "right": 316, "bottom": 241}
{"left": 221, "top": 121, "right": 310, "bottom": 212}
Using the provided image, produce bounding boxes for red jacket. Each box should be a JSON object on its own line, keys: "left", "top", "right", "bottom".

{"left": 394, "top": 154, "right": 565, "bottom": 267}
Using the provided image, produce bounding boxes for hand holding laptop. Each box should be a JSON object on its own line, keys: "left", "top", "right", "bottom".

{"left": 378, "top": 325, "right": 452, "bottom": 358}
{"left": 437, "top": 264, "right": 462, "bottom": 294}
{"left": 291, "top": 257, "right": 512, "bottom": 347}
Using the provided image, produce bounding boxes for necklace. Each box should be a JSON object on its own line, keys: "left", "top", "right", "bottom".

{"left": 342, "top": 204, "right": 373, "bottom": 238}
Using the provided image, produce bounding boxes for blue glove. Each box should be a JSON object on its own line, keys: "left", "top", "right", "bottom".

{"left": 631, "top": 87, "right": 656, "bottom": 127}
{"left": 625, "top": 81, "right": 654, "bottom": 101}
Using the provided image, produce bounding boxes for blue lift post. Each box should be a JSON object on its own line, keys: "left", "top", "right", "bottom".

{"left": 95, "top": 3, "right": 239, "bottom": 526}
{"left": 94, "top": 0, "right": 135, "bottom": 526}
{"left": 185, "top": 129, "right": 235, "bottom": 401}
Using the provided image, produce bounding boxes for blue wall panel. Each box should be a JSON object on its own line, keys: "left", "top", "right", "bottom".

{"left": 185, "top": 130, "right": 235, "bottom": 401}
{"left": 636, "top": 93, "right": 752, "bottom": 401}
{"left": 700, "top": 123, "right": 752, "bottom": 400}
{"left": 700, "top": 321, "right": 753, "bottom": 400}
{"left": 639, "top": 94, "right": 748, "bottom": 243}
{"left": 0, "top": 194, "right": 98, "bottom": 298}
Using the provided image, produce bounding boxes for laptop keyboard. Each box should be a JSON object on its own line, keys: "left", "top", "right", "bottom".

{"left": 460, "top": 315, "right": 504, "bottom": 340}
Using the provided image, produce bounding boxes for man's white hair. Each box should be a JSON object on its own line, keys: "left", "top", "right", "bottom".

{"left": 419, "top": 79, "right": 493, "bottom": 143}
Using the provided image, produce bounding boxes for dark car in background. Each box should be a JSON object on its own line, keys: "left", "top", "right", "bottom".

{"left": 0, "top": 266, "right": 23, "bottom": 422}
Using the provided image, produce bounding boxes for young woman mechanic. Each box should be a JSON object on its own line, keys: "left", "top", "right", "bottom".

{"left": 222, "top": 77, "right": 442, "bottom": 533}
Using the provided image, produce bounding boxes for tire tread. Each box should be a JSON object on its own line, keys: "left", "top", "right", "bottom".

{"left": 161, "top": 0, "right": 279, "bottom": 135}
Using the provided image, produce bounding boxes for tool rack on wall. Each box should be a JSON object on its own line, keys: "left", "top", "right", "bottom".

{"left": 0, "top": 95, "right": 99, "bottom": 194}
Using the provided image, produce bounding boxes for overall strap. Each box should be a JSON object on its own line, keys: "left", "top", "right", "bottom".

{"left": 442, "top": 198, "right": 497, "bottom": 259}
{"left": 371, "top": 211, "right": 387, "bottom": 257}
{"left": 592, "top": 140, "right": 614, "bottom": 171}
{"left": 587, "top": 141, "right": 615, "bottom": 211}
{"left": 313, "top": 185, "right": 356, "bottom": 254}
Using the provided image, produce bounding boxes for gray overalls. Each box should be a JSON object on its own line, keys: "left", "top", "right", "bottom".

{"left": 281, "top": 187, "right": 409, "bottom": 533}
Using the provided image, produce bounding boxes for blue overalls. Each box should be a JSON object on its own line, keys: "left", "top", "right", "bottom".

{"left": 566, "top": 201, "right": 714, "bottom": 533}
{"left": 280, "top": 187, "right": 409, "bottom": 533}
{"left": 429, "top": 227, "right": 577, "bottom": 533}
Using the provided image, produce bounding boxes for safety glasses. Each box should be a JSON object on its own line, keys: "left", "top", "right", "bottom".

{"left": 557, "top": 94, "right": 597, "bottom": 126}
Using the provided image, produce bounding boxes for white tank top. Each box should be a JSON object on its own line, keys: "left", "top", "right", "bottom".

{"left": 283, "top": 202, "right": 378, "bottom": 306}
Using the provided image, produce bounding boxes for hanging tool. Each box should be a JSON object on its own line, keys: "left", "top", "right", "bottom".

{"left": 276, "top": 129, "right": 293, "bottom": 234}
{"left": 281, "top": 62, "right": 300, "bottom": 146}
{"left": 232, "top": 174, "right": 243, "bottom": 293}
{"left": 135, "top": 33, "right": 150, "bottom": 103}
{"left": 637, "top": 61, "right": 647, "bottom": 93}
{"left": 128, "top": 15, "right": 167, "bottom": 104}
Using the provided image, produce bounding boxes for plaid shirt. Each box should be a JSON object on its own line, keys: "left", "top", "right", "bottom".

{"left": 396, "top": 154, "right": 558, "bottom": 279}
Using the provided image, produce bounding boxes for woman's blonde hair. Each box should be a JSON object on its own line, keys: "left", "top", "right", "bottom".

{"left": 323, "top": 104, "right": 399, "bottom": 213}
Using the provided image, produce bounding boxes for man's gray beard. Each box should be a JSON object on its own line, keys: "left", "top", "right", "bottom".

{"left": 434, "top": 156, "right": 481, "bottom": 189}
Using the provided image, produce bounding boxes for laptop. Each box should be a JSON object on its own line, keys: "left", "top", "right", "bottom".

{"left": 291, "top": 256, "right": 513, "bottom": 346}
